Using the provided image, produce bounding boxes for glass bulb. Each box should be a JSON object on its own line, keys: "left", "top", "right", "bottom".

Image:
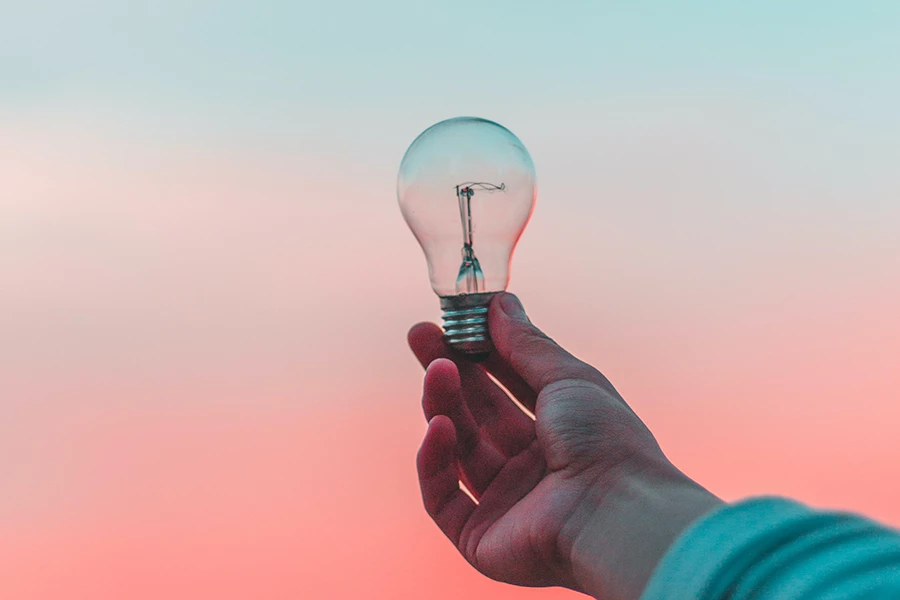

{"left": 398, "top": 117, "right": 537, "bottom": 358}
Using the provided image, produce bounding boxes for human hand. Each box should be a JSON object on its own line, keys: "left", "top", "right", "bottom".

{"left": 410, "top": 293, "right": 721, "bottom": 600}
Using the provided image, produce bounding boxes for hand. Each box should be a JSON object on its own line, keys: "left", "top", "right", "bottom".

{"left": 410, "top": 293, "right": 721, "bottom": 600}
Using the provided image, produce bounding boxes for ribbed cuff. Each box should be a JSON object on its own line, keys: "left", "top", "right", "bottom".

{"left": 640, "top": 496, "right": 900, "bottom": 600}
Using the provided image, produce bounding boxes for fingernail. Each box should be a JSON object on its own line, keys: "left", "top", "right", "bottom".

{"left": 499, "top": 293, "right": 528, "bottom": 322}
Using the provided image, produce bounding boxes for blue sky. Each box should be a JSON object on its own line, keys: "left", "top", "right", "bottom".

{"left": 5, "top": 2, "right": 899, "bottom": 143}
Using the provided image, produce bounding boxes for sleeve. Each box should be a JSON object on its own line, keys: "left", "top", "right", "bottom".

{"left": 640, "top": 497, "right": 900, "bottom": 600}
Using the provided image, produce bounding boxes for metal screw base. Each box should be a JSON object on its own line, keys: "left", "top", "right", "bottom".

{"left": 440, "top": 292, "right": 497, "bottom": 361}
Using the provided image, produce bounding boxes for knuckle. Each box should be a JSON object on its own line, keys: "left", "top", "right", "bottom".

{"left": 504, "top": 323, "right": 548, "bottom": 357}
{"left": 541, "top": 379, "right": 606, "bottom": 398}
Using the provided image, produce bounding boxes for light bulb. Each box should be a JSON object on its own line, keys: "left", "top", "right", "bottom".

{"left": 398, "top": 117, "right": 537, "bottom": 358}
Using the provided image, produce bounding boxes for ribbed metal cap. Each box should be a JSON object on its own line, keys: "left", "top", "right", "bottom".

{"left": 439, "top": 292, "right": 497, "bottom": 360}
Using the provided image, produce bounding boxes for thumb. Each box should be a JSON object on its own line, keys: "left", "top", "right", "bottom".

{"left": 489, "top": 293, "right": 601, "bottom": 393}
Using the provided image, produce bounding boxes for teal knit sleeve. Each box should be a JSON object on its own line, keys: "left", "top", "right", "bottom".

{"left": 640, "top": 497, "right": 900, "bottom": 600}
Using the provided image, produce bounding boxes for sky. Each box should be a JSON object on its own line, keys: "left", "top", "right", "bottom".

{"left": 2, "top": 2, "right": 900, "bottom": 598}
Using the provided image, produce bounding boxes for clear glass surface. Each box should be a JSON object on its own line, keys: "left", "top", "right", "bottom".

{"left": 398, "top": 117, "right": 537, "bottom": 297}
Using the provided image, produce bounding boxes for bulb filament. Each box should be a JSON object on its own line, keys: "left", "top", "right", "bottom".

{"left": 454, "top": 182, "right": 505, "bottom": 294}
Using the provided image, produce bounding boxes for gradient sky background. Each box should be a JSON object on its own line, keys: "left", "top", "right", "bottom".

{"left": 3, "top": 2, "right": 900, "bottom": 598}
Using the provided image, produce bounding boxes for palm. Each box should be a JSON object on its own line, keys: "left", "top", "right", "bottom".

{"left": 410, "top": 314, "right": 649, "bottom": 589}
{"left": 470, "top": 459, "right": 599, "bottom": 588}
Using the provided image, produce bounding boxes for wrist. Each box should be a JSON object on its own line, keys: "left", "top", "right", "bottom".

{"left": 565, "top": 464, "right": 722, "bottom": 600}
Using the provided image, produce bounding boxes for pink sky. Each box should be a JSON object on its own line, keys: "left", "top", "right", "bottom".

{"left": 3, "top": 111, "right": 899, "bottom": 598}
